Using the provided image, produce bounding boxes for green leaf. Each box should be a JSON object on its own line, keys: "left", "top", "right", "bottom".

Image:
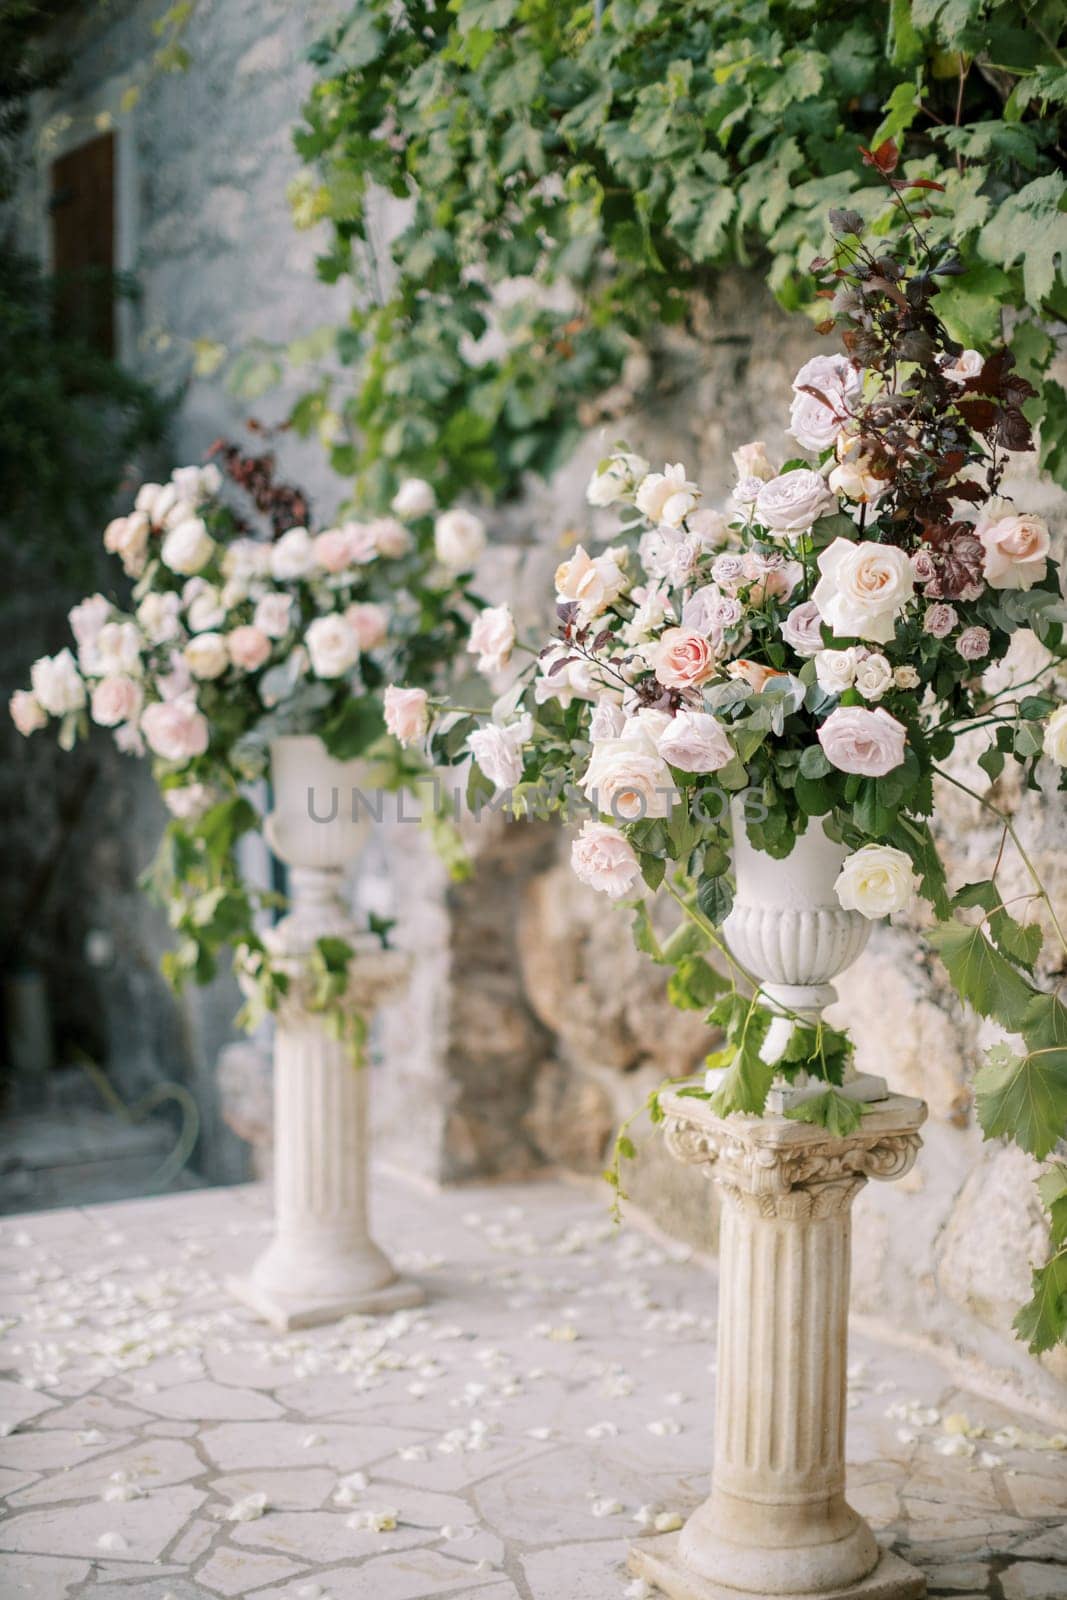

{"left": 927, "top": 921, "right": 1034, "bottom": 1030}
{"left": 974, "top": 1042, "right": 1067, "bottom": 1161}
{"left": 784, "top": 1089, "right": 863, "bottom": 1138}
{"left": 321, "top": 700, "right": 386, "bottom": 760}
{"left": 978, "top": 173, "right": 1067, "bottom": 308}
{"left": 1013, "top": 1250, "right": 1067, "bottom": 1354}
{"left": 668, "top": 954, "right": 727, "bottom": 1011}
{"left": 1038, "top": 1163, "right": 1067, "bottom": 1248}
{"left": 697, "top": 872, "right": 734, "bottom": 927}
{"left": 631, "top": 900, "right": 665, "bottom": 964}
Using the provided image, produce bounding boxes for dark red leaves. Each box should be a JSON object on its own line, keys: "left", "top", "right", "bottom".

{"left": 860, "top": 139, "right": 899, "bottom": 174}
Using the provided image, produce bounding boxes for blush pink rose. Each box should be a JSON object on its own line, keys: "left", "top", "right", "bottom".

{"left": 141, "top": 694, "right": 210, "bottom": 763}
{"left": 817, "top": 706, "right": 906, "bottom": 776}
{"left": 346, "top": 603, "right": 390, "bottom": 651}
{"left": 570, "top": 821, "right": 642, "bottom": 901}
{"left": 977, "top": 509, "right": 1050, "bottom": 590}
{"left": 656, "top": 711, "right": 733, "bottom": 773}
{"left": 9, "top": 689, "right": 46, "bottom": 735}
{"left": 90, "top": 676, "right": 144, "bottom": 728}
{"left": 652, "top": 627, "right": 719, "bottom": 689}
{"left": 314, "top": 528, "right": 357, "bottom": 573}
{"left": 384, "top": 685, "right": 429, "bottom": 746}
{"left": 227, "top": 625, "right": 272, "bottom": 672}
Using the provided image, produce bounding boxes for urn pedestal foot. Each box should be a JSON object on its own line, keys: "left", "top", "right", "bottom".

{"left": 631, "top": 1090, "right": 928, "bottom": 1600}
{"left": 629, "top": 1535, "right": 926, "bottom": 1600}
{"left": 227, "top": 1270, "right": 423, "bottom": 1333}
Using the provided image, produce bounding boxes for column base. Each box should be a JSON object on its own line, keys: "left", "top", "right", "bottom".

{"left": 629, "top": 1535, "right": 925, "bottom": 1600}
{"left": 227, "top": 1271, "right": 424, "bottom": 1332}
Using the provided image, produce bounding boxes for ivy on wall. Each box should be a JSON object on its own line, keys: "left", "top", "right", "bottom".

{"left": 262, "top": 0, "right": 1066, "bottom": 512}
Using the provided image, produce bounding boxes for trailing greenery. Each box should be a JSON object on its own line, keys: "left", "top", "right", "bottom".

{"left": 252, "top": 0, "right": 1066, "bottom": 511}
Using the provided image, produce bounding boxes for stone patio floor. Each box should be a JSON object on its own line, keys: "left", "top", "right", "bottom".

{"left": 0, "top": 1174, "right": 1064, "bottom": 1600}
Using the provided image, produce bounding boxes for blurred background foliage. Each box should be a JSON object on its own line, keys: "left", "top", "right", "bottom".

{"left": 223, "top": 0, "right": 1066, "bottom": 513}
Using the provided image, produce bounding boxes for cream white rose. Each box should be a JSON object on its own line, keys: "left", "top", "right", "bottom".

{"left": 467, "top": 604, "right": 516, "bottom": 675}
{"left": 534, "top": 646, "right": 601, "bottom": 708}
{"left": 468, "top": 715, "right": 533, "bottom": 793}
{"left": 815, "top": 647, "right": 859, "bottom": 695}
{"left": 170, "top": 463, "right": 222, "bottom": 504}
{"left": 789, "top": 354, "right": 861, "bottom": 452}
{"left": 391, "top": 478, "right": 436, "bottom": 518}
{"left": 570, "top": 821, "right": 642, "bottom": 900}
{"left": 435, "top": 508, "right": 487, "bottom": 570}
{"left": 732, "top": 441, "right": 775, "bottom": 482}
{"left": 184, "top": 581, "right": 227, "bottom": 633}
{"left": 161, "top": 517, "right": 214, "bottom": 576}
{"left": 69, "top": 595, "right": 110, "bottom": 650}
{"left": 384, "top": 685, "right": 429, "bottom": 745}
{"left": 754, "top": 469, "right": 835, "bottom": 535}
{"left": 369, "top": 517, "right": 413, "bottom": 558}
{"left": 135, "top": 481, "right": 180, "bottom": 525}
{"left": 586, "top": 451, "right": 650, "bottom": 508}
{"left": 555, "top": 544, "right": 627, "bottom": 618}
{"left": 92, "top": 621, "right": 143, "bottom": 679}
{"left": 828, "top": 453, "right": 886, "bottom": 505}
{"left": 137, "top": 592, "right": 182, "bottom": 645}
{"left": 853, "top": 652, "right": 893, "bottom": 702}
{"left": 270, "top": 526, "right": 315, "bottom": 581}
{"left": 9, "top": 689, "right": 46, "bottom": 735}
{"left": 834, "top": 844, "right": 917, "bottom": 919}
{"left": 254, "top": 593, "right": 295, "bottom": 639}
{"left": 656, "top": 711, "right": 733, "bottom": 773}
{"left": 305, "top": 615, "right": 360, "bottom": 678}
{"left": 33, "top": 651, "right": 87, "bottom": 715}
{"left": 635, "top": 462, "right": 700, "bottom": 526}
{"left": 1043, "top": 705, "right": 1067, "bottom": 766}
{"left": 582, "top": 738, "right": 674, "bottom": 821}
{"left": 183, "top": 632, "right": 229, "bottom": 680}
{"left": 941, "top": 349, "right": 983, "bottom": 385}
{"left": 104, "top": 511, "right": 151, "bottom": 577}
{"left": 976, "top": 507, "right": 1050, "bottom": 591}
{"left": 812, "top": 537, "right": 914, "bottom": 644}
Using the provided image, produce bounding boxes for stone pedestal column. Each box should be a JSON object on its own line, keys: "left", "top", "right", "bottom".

{"left": 228, "top": 736, "right": 422, "bottom": 1331}
{"left": 630, "top": 1091, "right": 928, "bottom": 1600}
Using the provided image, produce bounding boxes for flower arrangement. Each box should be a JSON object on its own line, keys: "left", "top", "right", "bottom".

{"left": 412, "top": 153, "right": 1067, "bottom": 1351}
{"left": 10, "top": 441, "right": 484, "bottom": 1014}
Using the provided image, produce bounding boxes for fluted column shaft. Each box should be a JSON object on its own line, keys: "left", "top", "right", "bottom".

{"left": 632, "top": 1092, "right": 927, "bottom": 1600}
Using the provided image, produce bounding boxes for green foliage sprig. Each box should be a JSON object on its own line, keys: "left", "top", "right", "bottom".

{"left": 261, "top": 0, "right": 1066, "bottom": 510}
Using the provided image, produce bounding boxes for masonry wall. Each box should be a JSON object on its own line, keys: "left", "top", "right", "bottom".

{"left": 11, "top": 0, "right": 1065, "bottom": 1409}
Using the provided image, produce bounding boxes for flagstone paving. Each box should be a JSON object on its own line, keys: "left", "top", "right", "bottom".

{"left": 0, "top": 1175, "right": 1064, "bottom": 1599}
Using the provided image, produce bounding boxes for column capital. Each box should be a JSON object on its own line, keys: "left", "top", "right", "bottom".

{"left": 659, "top": 1089, "right": 926, "bottom": 1218}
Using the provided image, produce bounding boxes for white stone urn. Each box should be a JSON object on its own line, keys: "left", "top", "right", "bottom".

{"left": 228, "top": 735, "right": 421, "bottom": 1330}
{"left": 631, "top": 803, "right": 929, "bottom": 1600}
{"left": 719, "top": 798, "right": 886, "bottom": 1108}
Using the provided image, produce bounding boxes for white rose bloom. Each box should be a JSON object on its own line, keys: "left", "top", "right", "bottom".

{"left": 754, "top": 469, "right": 836, "bottom": 535}
{"left": 828, "top": 453, "right": 886, "bottom": 505}
{"left": 161, "top": 517, "right": 215, "bottom": 576}
{"left": 623, "top": 584, "right": 674, "bottom": 646}
{"left": 976, "top": 507, "right": 1050, "bottom": 591}
{"left": 391, "top": 477, "right": 436, "bottom": 518}
{"left": 10, "top": 689, "right": 47, "bottom": 736}
{"left": 834, "top": 844, "right": 917, "bottom": 920}
{"left": 555, "top": 544, "right": 628, "bottom": 619}
{"left": 635, "top": 463, "right": 699, "bottom": 524}
{"left": 853, "top": 652, "right": 893, "bottom": 702}
{"left": 941, "top": 349, "right": 983, "bottom": 385}
{"left": 589, "top": 695, "right": 627, "bottom": 742}
{"left": 31, "top": 649, "right": 86, "bottom": 716}
{"left": 581, "top": 735, "right": 674, "bottom": 822}
{"left": 814, "top": 647, "right": 859, "bottom": 695}
{"left": 162, "top": 781, "right": 219, "bottom": 821}
{"left": 254, "top": 592, "right": 295, "bottom": 639}
{"left": 789, "top": 354, "right": 862, "bottom": 452}
{"left": 468, "top": 714, "right": 533, "bottom": 793}
{"left": 656, "top": 711, "right": 733, "bottom": 773}
{"left": 94, "top": 621, "right": 144, "bottom": 679}
{"left": 1043, "top": 706, "right": 1067, "bottom": 766}
{"left": 466, "top": 604, "right": 516, "bottom": 676}
{"left": 812, "top": 537, "right": 914, "bottom": 644}
{"left": 184, "top": 582, "right": 227, "bottom": 633}
{"left": 137, "top": 592, "right": 182, "bottom": 645}
{"left": 586, "top": 451, "right": 650, "bottom": 508}
{"left": 103, "top": 510, "right": 151, "bottom": 577}
{"left": 69, "top": 594, "right": 111, "bottom": 651}
{"left": 570, "top": 821, "right": 642, "bottom": 900}
{"left": 222, "top": 537, "right": 271, "bottom": 582}
{"left": 170, "top": 463, "right": 222, "bottom": 504}
{"left": 434, "top": 508, "right": 487, "bottom": 570}
{"left": 135, "top": 481, "right": 180, "bottom": 525}
{"left": 183, "top": 632, "right": 229, "bottom": 680}
{"left": 369, "top": 517, "right": 413, "bottom": 558}
{"left": 270, "top": 526, "right": 316, "bottom": 581}
{"left": 305, "top": 614, "right": 360, "bottom": 679}
{"left": 894, "top": 664, "right": 921, "bottom": 689}
{"left": 687, "top": 507, "right": 731, "bottom": 547}
{"left": 732, "top": 440, "right": 775, "bottom": 482}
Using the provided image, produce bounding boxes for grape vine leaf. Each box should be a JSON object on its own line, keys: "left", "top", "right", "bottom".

{"left": 974, "top": 1042, "right": 1067, "bottom": 1161}
{"left": 927, "top": 921, "right": 1034, "bottom": 1029}
{"left": 784, "top": 1088, "right": 863, "bottom": 1137}
{"left": 1013, "top": 1250, "right": 1067, "bottom": 1354}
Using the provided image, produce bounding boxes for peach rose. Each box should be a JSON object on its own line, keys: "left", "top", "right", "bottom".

{"left": 726, "top": 659, "right": 786, "bottom": 695}
{"left": 314, "top": 528, "right": 357, "bottom": 573}
{"left": 652, "top": 628, "right": 719, "bottom": 689}
{"left": 977, "top": 509, "right": 1050, "bottom": 591}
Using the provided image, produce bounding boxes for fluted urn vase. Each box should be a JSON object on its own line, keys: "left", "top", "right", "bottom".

{"left": 228, "top": 735, "right": 421, "bottom": 1331}
{"left": 631, "top": 805, "right": 928, "bottom": 1600}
